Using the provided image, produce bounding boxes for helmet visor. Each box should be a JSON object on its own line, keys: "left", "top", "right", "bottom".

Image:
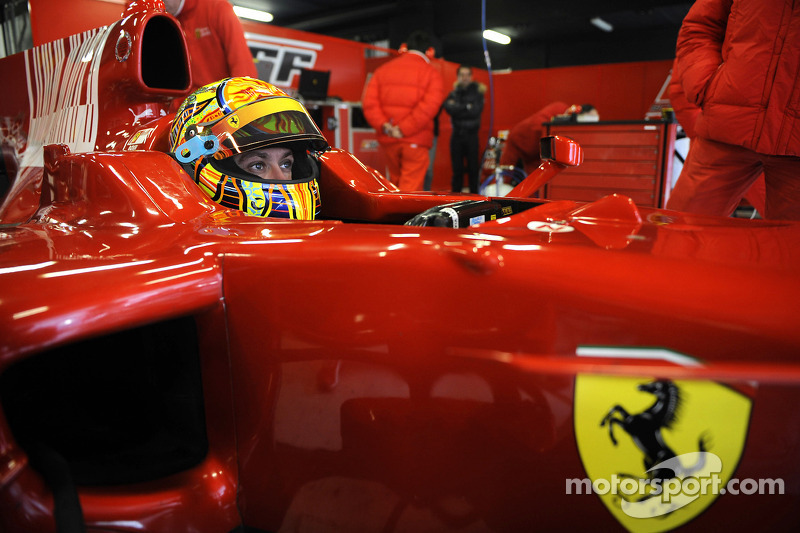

{"left": 208, "top": 97, "right": 327, "bottom": 156}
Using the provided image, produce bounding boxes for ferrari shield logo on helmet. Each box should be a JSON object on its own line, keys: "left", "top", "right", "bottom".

{"left": 574, "top": 374, "right": 752, "bottom": 533}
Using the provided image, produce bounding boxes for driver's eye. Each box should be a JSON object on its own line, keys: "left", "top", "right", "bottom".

{"left": 232, "top": 148, "right": 294, "bottom": 180}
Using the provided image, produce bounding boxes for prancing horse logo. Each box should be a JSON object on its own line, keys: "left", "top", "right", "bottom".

{"left": 573, "top": 374, "right": 752, "bottom": 533}
{"left": 600, "top": 379, "right": 709, "bottom": 487}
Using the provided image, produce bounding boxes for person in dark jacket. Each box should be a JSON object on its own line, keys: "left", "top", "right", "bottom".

{"left": 444, "top": 65, "right": 485, "bottom": 193}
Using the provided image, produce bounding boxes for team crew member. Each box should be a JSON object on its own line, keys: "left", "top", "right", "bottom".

{"left": 668, "top": 58, "right": 766, "bottom": 216}
{"left": 362, "top": 31, "right": 445, "bottom": 191}
{"left": 667, "top": 0, "right": 800, "bottom": 220}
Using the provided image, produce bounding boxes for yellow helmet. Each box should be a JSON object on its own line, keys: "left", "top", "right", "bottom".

{"left": 169, "top": 77, "right": 328, "bottom": 219}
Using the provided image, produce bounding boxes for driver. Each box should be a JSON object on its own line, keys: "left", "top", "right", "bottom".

{"left": 169, "top": 76, "right": 329, "bottom": 219}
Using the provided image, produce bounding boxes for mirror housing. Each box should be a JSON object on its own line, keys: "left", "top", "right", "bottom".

{"left": 506, "top": 135, "right": 583, "bottom": 198}
{"left": 540, "top": 135, "right": 583, "bottom": 166}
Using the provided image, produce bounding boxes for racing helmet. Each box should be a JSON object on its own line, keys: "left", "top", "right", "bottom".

{"left": 169, "top": 77, "right": 329, "bottom": 219}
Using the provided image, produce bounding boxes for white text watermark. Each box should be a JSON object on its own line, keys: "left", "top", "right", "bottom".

{"left": 567, "top": 452, "right": 784, "bottom": 518}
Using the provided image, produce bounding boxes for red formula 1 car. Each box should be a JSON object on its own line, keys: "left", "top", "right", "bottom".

{"left": 1, "top": 5, "right": 799, "bottom": 533}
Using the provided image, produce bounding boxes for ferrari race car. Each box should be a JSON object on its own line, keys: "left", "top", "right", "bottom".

{"left": 1, "top": 4, "right": 799, "bottom": 533}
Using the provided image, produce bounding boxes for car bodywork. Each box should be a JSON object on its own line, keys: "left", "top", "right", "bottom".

{"left": 1, "top": 4, "right": 799, "bottom": 533}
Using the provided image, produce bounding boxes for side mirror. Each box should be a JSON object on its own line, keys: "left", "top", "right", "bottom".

{"left": 506, "top": 135, "right": 583, "bottom": 198}
{"left": 540, "top": 135, "right": 583, "bottom": 166}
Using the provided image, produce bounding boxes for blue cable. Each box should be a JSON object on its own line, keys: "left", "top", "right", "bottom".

{"left": 480, "top": 0, "right": 496, "bottom": 170}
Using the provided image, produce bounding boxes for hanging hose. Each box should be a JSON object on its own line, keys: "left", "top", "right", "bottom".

{"left": 481, "top": 0, "right": 495, "bottom": 144}
{"left": 479, "top": 0, "right": 497, "bottom": 178}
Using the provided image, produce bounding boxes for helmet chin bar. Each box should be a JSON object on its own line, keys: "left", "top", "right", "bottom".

{"left": 175, "top": 134, "right": 219, "bottom": 164}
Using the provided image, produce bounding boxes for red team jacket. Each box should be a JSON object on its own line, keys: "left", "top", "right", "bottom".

{"left": 362, "top": 51, "right": 445, "bottom": 150}
{"left": 676, "top": 0, "right": 800, "bottom": 156}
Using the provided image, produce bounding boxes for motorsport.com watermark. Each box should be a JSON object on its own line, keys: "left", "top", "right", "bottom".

{"left": 567, "top": 473, "right": 784, "bottom": 497}
{"left": 566, "top": 452, "right": 784, "bottom": 518}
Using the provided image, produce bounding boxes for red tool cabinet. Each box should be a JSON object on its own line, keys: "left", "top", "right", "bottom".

{"left": 545, "top": 120, "right": 678, "bottom": 208}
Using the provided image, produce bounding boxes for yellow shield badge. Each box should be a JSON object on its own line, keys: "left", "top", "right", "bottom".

{"left": 574, "top": 375, "right": 752, "bottom": 533}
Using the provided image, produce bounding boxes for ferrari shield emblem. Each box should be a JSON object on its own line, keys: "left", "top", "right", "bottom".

{"left": 574, "top": 375, "right": 752, "bottom": 533}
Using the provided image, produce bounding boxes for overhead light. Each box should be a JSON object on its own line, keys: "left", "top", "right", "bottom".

{"left": 590, "top": 17, "right": 613, "bottom": 32}
{"left": 233, "top": 6, "right": 274, "bottom": 23}
{"left": 483, "top": 29, "right": 511, "bottom": 45}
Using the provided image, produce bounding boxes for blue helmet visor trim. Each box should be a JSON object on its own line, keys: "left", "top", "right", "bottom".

{"left": 174, "top": 133, "right": 219, "bottom": 163}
